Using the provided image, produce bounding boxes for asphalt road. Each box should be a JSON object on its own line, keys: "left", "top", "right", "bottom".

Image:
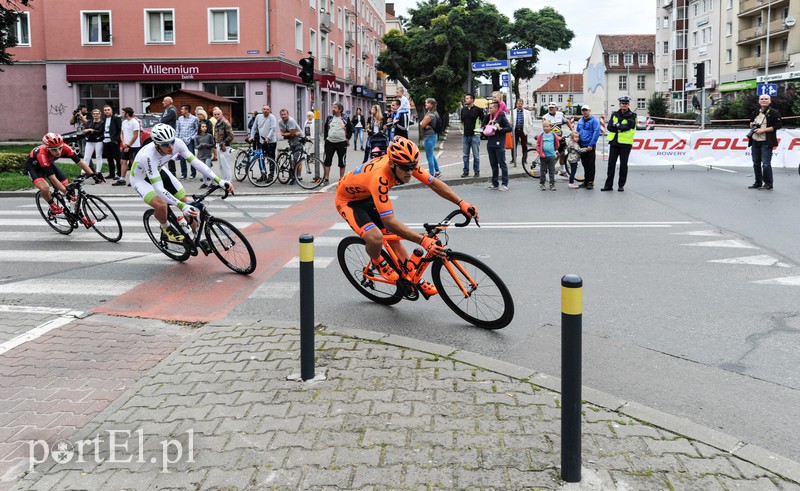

{"left": 2, "top": 163, "right": 800, "bottom": 462}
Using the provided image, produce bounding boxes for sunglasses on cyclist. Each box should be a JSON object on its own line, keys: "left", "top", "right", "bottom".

{"left": 46, "top": 147, "right": 63, "bottom": 153}
{"left": 158, "top": 140, "right": 176, "bottom": 148}
{"left": 395, "top": 163, "right": 418, "bottom": 172}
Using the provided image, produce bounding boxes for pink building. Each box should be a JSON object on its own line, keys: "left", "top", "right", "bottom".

{"left": 3, "top": 0, "right": 387, "bottom": 140}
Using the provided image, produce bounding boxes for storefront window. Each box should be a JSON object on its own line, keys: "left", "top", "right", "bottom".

{"left": 203, "top": 83, "right": 246, "bottom": 130}
{"left": 78, "top": 83, "right": 119, "bottom": 112}
{"left": 141, "top": 83, "right": 182, "bottom": 113}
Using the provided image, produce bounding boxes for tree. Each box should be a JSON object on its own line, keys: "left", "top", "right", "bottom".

{"left": 507, "top": 7, "right": 574, "bottom": 100}
{"left": 0, "top": 0, "right": 30, "bottom": 70}
{"left": 647, "top": 93, "right": 668, "bottom": 119}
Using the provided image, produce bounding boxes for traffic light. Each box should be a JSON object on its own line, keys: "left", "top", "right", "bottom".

{"left": 491, "top": 72, "right": 501, "bottom": 91}
{"left": 299, "top": 56, "right": 315, "bottom": 84}
{"left": 694, "top": 62, "right": 705, "bottom": 88}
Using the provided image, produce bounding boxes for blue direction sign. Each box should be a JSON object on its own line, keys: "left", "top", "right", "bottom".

{"left": 757, "top": 83, "right": 778, "bottom": 96}
{"left": 471, "top": 60, "right": 509, "bottom": 71}
{"left": 501, "top": 73, "right": 509, "bottom": 88}
{"left": 508, "top": 48, "right": 533, "bottom": 59}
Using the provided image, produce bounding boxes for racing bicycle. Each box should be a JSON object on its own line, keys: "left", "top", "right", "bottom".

{"left": 35, "top": 175, "right": 122, "bottom": 242}
{"left": 142, "top": 185, "right": 257, "bottom": 274}
{"left": 337, "top": 209, "right": 514, "bottom": 329}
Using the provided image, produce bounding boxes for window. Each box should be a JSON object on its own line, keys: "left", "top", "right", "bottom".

{"left": 548, "top": 94, "right": 553, "bottom": 103}
{"left": 13, "top": 11, "right": 30, "bottom": 46}
{"left": 725, "top": 49, "right": 732, "bottom": 63}
{"left": 638, "top": 53, "right": 648, "bottom": 65}
{"left": 310, "top": 0, "right": 317, "bottom": 9}
{"left": 755, "top": 45, "right": 761, "bottom": 57}
{"left": 295, "top": 20, "right": 303, "bottom": 51}
{"left": 727, "top": 0, "right": 732, "bottom": 8}
{"left": 693, "top": 2, "right": 699, "bottom": 16}
{"left": 692, "top": 31, "right": 698, "bottom": 47}
{"left": 78, "top": 83, "right": 119, "bottom": 112}
{"left": 663, "top": 68, "right": 669, "bottom": 81}
{"left": 637, "top": 98, "right": 646, "bottom": 110}
{"left": 702, "top": 26, "right": 711, "bottom": 44}
{"left": 663, "top": 41, "right": 669, "bottom": 54}
{"left": 309, "top": 29, "right": 317, "bottom": 57}
{"left": 338, "top": 45, "right": 343, "bottom": 68}
{"left": 663, "top": 16, "right": 669, "bottom": 28}
{"left": 82, "top": 11, "right": 111, "bottom": 45}
{"left": 338, "top": 8, "right": 343, "bottom": 29}
{"left": 209, "top": 8, "right": 238, "bottom": 43}
{"left": 203, "top": 83, "right": 246, "bottom": 130}
{"left": 637, "top": 75, "right": 646, "bottom": 90}
{"left": 726, "top": 22, "right": 732, "bottom": 36}
{"left": 141, "top": 83, "right": 182, "bottom": 112}
{"left": 609, "top": 53, "right": 619, "bottom": 65}
{"left": 558, "top": 94, "right": 563, "bottom": 103}
{"left": 676, "top": 32, "right": 686, "bottom": 49}
{"left": 619, "top": 75, "right": 627, "bottom": 91}
{"left": 624, "top": 53, "right": 633, "bottom": 66}
{"left": 145, "top": 10, "right": 174, "bottom": 44}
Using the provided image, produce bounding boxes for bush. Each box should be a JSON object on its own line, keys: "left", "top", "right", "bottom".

{"left": 665, "top": 112, "right": 698, "bottom": 124}
{"left": 0, "top": 153, "right": 26, "bottom": 173}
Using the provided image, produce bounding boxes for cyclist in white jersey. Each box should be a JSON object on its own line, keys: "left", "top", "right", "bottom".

{"left": 541, "top": 103, "right": 574, "bottom": 175}
{"left": 131, "top": 124, "right": 233, "bottom": 240}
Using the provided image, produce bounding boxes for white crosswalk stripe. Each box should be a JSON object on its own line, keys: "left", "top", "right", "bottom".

{"left": 282, "top": 256, "right": 336, "bottom": 268}
{"left": 0, "top": 279, "right": 139, "bottom": 295}
{"left": 681, "top": 239, "right": 759, "bottom": 249}
{"left": 753, "top": 276, "right": 800, "bottom": 286}
{"left": 0, "top": 250, "right": 168, "bottom": 264}
{"left": 709, "top": 255, "right": 792, "bottom": 267}
{"left": 249, "top": 282, "right": 300, "bottom": 299}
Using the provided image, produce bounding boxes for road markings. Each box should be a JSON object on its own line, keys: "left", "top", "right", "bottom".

{"left": 0, "top": 219, "right": 252, "bottom": 228}
{"left": 0, "top": 250, "right": 164, "bottom": 263}
{"left": 672, "top": 230, "right": 727, "bottom": 236}
{"left": 0, "top": 280, "right": 138, "bottom": 296}
{"left": 709, "top": 255, "right": 791, "bottom": 267}
{"left": 0, "top": 231, "right": 154, "bottom": 242}
{"left": 681, "top": 239, "right": 758, "bottom": 249}
{"left": 329, "top": 221, "right": 697, "bottom": 230}
{"left": 283, "top": 256, "right": 336, "bottom": 268}
{"left": 0, "top": 309, "right": 83, "bottom": 356}
{"left": 249, "top": 282, "right": 300, "bottom": 299}
{"left": 753, "top": 276, "right": 800, "bottom": 286}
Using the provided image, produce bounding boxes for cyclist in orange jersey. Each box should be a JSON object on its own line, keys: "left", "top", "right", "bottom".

{"left": 335, "top": 137, "right": 478, "bottom": 296}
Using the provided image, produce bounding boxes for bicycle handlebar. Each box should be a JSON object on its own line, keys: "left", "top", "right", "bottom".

{"left": 191, "top": 183, "right": 230, "bottom": 204}
{"left": 422, "top": 209, "right": 479, "bottom": 236}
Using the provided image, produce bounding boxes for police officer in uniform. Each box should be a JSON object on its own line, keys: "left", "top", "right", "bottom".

{"left": 602, "top": 96, "right": 637, "bottom": 192}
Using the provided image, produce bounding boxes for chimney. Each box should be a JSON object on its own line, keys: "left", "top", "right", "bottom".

{"left": 386, "top": 2, "right": 395, "bottom": 16}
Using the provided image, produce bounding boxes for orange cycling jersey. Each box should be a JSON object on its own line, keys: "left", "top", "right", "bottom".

{"left": 335, "top": 155, "right": 434, "bottom": 219}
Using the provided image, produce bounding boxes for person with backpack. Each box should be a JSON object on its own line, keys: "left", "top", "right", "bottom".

{"left": 419, "top": 98, "right": 442, "bottom": 177}
{"left": 322, "top": 102, "right": 353, "bottom": 184}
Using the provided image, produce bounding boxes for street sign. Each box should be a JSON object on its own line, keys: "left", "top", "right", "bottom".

{"left": 471, "top": 60, "right": 509, "bottom": 71}
{"left": 757, "top": 83, "right": 778, "bottom": 97}
{"left": 508, "top": 48, "right": 533, "bottom": 59}
{"left": 501, "top": 73, "right": 509, "bottom": 88}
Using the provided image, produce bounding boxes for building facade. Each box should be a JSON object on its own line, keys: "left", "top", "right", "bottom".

{"left": 533, "top": 74, "right": 584, "bottom": 116}
{"left": 583, "top": 35, "right": 657, "bottom": 118}
{"left": 4, "top": 0, "right": 387, "bottom": 140}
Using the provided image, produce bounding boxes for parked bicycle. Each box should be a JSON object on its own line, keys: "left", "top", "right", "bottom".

{"left": 275, "top": 138, "right": 324, "bottom": 190}
{"left": 337, "top": 209, "right": 514, "bottom": 329}
{"left": 35, "top": 175, "right": 122, "bottom": 242}
{"left": 142, "top": 185, "right": 257, "bottom": 274}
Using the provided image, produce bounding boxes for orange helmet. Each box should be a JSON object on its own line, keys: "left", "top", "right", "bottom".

{"left": 42, "top": 132, "right": 64, "bottom": 148}
{"left": 387, "top": 136, "right": 419, "bottom": 166}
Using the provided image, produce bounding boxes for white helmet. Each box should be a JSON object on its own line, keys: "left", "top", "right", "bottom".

{"left": 151, "top": 123, "right": 176, "bottom": 145}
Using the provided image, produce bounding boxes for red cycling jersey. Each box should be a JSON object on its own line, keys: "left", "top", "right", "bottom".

{"left": 28, "top": 143, "right": 77, "bottom": 168}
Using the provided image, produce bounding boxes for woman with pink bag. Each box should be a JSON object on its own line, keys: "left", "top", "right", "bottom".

{"left": 481, "top": 100, "right": 511, "bottom": 191}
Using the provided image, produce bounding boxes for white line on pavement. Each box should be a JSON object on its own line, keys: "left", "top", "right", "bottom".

{"left": 709, "top": 255, "right": 792, "bottom": 267}
{"left": 0, "top": 279, "right": 138, "bottom": 296}
{"left": 753, "top": 276, "right": 800, "bottom": 286}
{"left": 0, "top": 250, "right": 169, "bottom": 264}
{"left": 0, "top": 314, "right": 81, "bottom": 356}
{"left": 282, "top": 256, "right": 336, "bottom": 268}
{"left": 681, "top": 239, "right": 759, "bottom": 249}
{"left": 0, "top": 219, "right": 252, "bottom": 228}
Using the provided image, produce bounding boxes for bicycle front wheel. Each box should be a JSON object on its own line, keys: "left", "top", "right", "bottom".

{"left": 522, "top": 154, "right": 540, "bottom": 178}
{"left": 143, "top": 209, "right": 190, "bottom": 261}
{"left": 234, "top": 150, "right": 250, "bottom": 182}
{"left": 35, "top": 191, "right": 74, "bottom": 235}
{"left": 337, "top": 236, "right": 402, "bottom": 305}
{"left": 431, "top": 251, "right": 514, "bottom": 329}
{"left": 294, "top": 157, "right": 324, "bottom": 190}
{"left": 205, "top": 217, "right": 257, "bottom": 274}
{"left": 82, "top": 194, "right": 122, "bottom": 242}
{"left": 247, "top": 157, "right": 277, "bottom": 188}
{"left": 276, "top": 154, "right": 292, "bottom": 184}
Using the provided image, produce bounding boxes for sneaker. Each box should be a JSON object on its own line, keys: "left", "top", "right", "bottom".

{"left": 49, "top": 201, "right": 64, "bottom": 215}
{"left": 127, "top": 182, "right": 131, "bottom": 187}
{"left": 764, "top": 185, "right": 773, "bottom": 190}
{"left": 461, "top": 173, "right": 469, "bottom": 178}
{"left": 618, "top": 187, "right": 624, "bottom": 192}
{"left": 323, "top": 179, "right": 330, "bottom": 185}
{"left": 372, "top": 259, "right": 399, "bottom": 282}
{"left": 474, "top": 173, "right": 480, "bottom": 178}
{"left": 550, "top": 183, "right": 556, "bottom": 191}
{"left": 487, "top": 184, "right": 499, "bottom": 190}
{"left": 585, "top": 183, "right": 594, "bottom": 190}
{"left": 748, "top": 183, "right": 762, "bottom": 189}
{"left": 180, "top": 175, "right": 187, "bottom": 179}
{"left": 568, "top": 183, "right": 579, "bottom": 189}
{"left": 105, "top": 174, "right": 115, "bottom": 179}
{"left": 499, "top": 184, "right": 509, "bottom": 192}
{"left": 160, "top": 225, "right": 185, "bottom": 242}
{"left": 558, "top": 170, "right": 567, "bottom": 177}
{"left": 81, "top": 216, "right": 96, "bottom": 228}
{"left": 600, "top": 186, "right": 613, "bottom": 191}
{"left": 434, "top": 171, "right": 441, "bottom": 178}
{"left": 112, "top": 180, "right": 126, "bottom": 186}
{"left": 418, "top": 281, "right": 438, "bottom": 297}
{"left": 189, "top": 176, "right": 196, "bottom": 180}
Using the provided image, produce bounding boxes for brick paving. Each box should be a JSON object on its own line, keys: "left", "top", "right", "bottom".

{"left": 9, "top": 318, "right": 800, "bottom": 490}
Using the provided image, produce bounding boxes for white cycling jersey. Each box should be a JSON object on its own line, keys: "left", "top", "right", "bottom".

{"left": 130, "top": 138, "right": 219, "bottom": 206}
{"left": 542, "top": 111, "right": 571, "bottom": 137}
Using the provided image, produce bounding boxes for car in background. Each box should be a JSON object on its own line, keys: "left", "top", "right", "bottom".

{"left": 636, "top": 115, "right": 655, "bottom": 130}
{"left": 62, "top": 114, "right": 161, "bottom": 156}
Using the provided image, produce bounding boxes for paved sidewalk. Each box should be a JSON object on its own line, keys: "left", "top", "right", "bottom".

{"left": 12, "top": 316, "right": 800, "bottom": 490}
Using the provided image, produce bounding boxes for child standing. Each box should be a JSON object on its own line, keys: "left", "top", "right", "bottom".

{"left": 193, "top": 121, "right": 215, "bottom": 188}
{"left": 565, "top": 132, "right": 588, "bottom": 189}
{"left": 536, "top": 121, "right": 560, "bottom": 190}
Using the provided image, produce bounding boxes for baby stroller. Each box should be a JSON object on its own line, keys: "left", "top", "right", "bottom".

{"left": 362, "top": 130, "right": 390, "bottom": 163}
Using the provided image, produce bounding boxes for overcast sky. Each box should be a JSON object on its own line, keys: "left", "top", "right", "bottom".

{"left": 389, "top": 0, "right": 657, "bottom": 75}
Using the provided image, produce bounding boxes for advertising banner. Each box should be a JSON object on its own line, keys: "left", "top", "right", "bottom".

{"left": 629, "top": 130, "right": 691, "bottom": 165}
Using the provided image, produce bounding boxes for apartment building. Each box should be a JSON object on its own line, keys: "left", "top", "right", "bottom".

{"left": 583, "top": 35, "right": 657, "bottom": 117}
{"left": 534, "top": 74, "right": 584, "bottom": 116}
{"left": 3, "top": 0, "right": 387, "bottom": 140}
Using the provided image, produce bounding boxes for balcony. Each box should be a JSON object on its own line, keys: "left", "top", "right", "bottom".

{"left": 739, "top": 0, "right": 789, "bottom": 16}
{"left": 345, "top": 32, "right": 355, "bottom": 48}
{"left": 319, "top": 13, "right": 332, "bottom": 33}
{"left": 346, "top": 68, "right": 355, "bottom": 81}
{"left": 738, "top": 18, "right": 790, "bottom": 43}
{"left": 739, "top": 49, "right": 789, "bottom": 70}
{"left": 320, "top": 56, "right": 334, "bottom": 72}
{"left": 361, "top": 51, "right": 369, "bottom": 61}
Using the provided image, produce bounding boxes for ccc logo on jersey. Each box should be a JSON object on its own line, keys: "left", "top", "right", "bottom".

{"left": 377, "top": 176, "right": 389, "bottom": 203}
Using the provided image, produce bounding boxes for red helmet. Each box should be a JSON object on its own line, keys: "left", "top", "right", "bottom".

{"left": 387, "top": 136, "right": 420, "bottom": 166}
{"left": 42, "top": 132, "right": 64, "bottom": 148}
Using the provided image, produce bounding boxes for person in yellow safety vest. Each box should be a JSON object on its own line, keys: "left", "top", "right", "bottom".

{"left": 602, "top": 95, "right": 638, "bottom": 192}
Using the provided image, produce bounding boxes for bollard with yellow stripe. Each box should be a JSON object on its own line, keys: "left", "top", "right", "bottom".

{"left": 299, "top": 234, "right": 315, "bottom": 381}
{"left": 560, "top": 273, "right": 583, "bottom": 483}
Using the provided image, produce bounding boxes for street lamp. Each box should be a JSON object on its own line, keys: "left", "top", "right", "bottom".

{"left": 758, "top": 0, "right": 772, "bottom": 76}
{"left": 557, "top": 61, "right": 572, "bottom": 114}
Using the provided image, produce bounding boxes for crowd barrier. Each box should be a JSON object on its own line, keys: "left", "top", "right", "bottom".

{"left": 625, "top": 128, "right": 800, "bottom": 168}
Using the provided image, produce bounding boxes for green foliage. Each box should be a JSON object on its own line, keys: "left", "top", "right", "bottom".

{"left": 0, "top": 153, "right": 26, "bottom": 173}
{"left": 646, "top": 93, "right": 668, "bottom": 119}
{"left": 713, "top": 94, "right": 749, "bottom": 120}
{"left": 1, "top": 1, "right": 31, "bottom": 69}
{"left": 665, "top": 112, "right": 699, "bottom": 124}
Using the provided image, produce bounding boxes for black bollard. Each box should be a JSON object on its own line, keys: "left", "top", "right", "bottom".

{"left": 299, "top": 234, "right": 315, "bottom": 381}
{"left": 561, "top": 274, "right": 583, "bottom": 483}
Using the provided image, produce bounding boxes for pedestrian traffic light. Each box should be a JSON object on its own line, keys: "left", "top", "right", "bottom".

{"left": 694, "top": 63, "right": 705, "bottom": 88}
{"left": 299, "top": 56, "right": 315, "bottom": 84}
{"left": 491, "top": 72, "right": 501, "bottom": 92}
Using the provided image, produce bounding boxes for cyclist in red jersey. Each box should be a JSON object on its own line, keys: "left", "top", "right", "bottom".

{"left": 26, "top": 132, "right": 104, "bottom": 214}
{"left": 335, "top": 137, "right": 478, "bottom": 296}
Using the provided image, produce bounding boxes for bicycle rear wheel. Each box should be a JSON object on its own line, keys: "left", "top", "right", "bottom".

{"left": 205, "top": 217, "right": 257, "bottom": 274}
{"left": 234, "top": 150, "right": 250, "bottom": 182}
{"left": 35, "top": 191, "right": 74, "bottom": 235}
{"left": 247, "top": 157, "right": 277, "bottom": 187}
{"left": 431, "top": 251, "right": 514, "bottom": 329}
{"left": 294, "top": 157, "right": 324, "bottom": 190}
{"left": 521, "top": 154, "right": 540, "bottom": 178}
{"left": 337, "top": 236, "right": 402, "bottom": 305}
{"left": 82, "top": 194, "right": 122, "bottom": 242}
{"left": 276, "top": 154, "right": 292, "bottom": 184}
{"left": 142, "top": 209, "right": 190, "bottom": 261}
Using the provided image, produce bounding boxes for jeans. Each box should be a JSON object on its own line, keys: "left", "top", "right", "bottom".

{"left": 513, "top": 129, "right": 528, "bottom": 163}
{"left": 462, "top": 135, "right": 480, "bottom": 174}
{"left": 751, "top": 140, "right": 773, "bottom": 187}
{"left": 424, "top": 134, "right": 440, "bottom": 175}
{"left": 579, "top": 147, "right": 596, "bottom": 185}
{"left": 487, "top": 146, "right": 508, "bottom": 187}
{"left": 353, "top": 127, "right": 364, "bottom": 149}
{"left": 178, "top": 140, "right": 195, "bottom": 178}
